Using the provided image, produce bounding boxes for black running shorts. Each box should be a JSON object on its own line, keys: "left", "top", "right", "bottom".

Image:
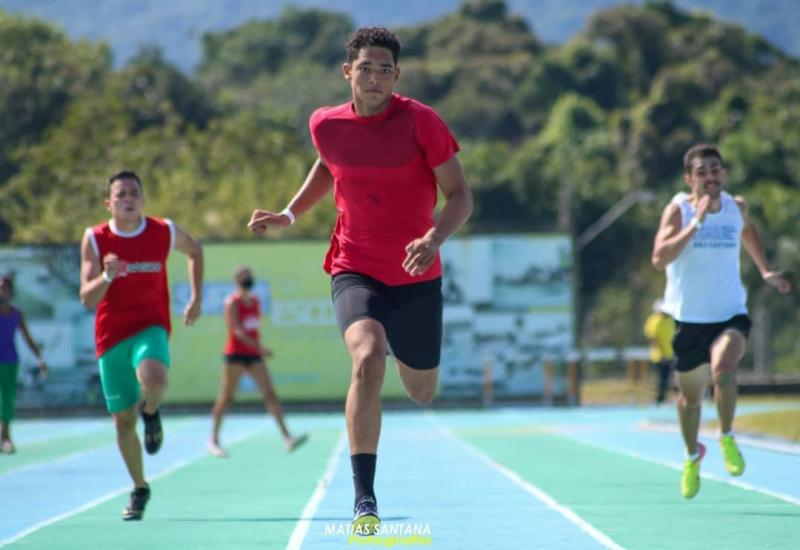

{"left": 223, "top": 353, "right": 262, "bottom": 367}
{"left": 672, "top": 314, "right": 752, "bottom": 372}
{"left": 331, "top": 272, "right": 443, "bottom": 370}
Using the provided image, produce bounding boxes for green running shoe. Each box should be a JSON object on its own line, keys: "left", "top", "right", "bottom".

{"left": 352, "top": 496, "right": 380, "bottom": 536}
{"left": 680, "top": 442, "right": 706, "bottom": 499}
{"left": 720, "top": 434, "right": 745, "bottom": 476}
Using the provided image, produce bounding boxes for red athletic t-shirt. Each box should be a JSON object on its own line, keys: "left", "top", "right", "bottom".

{"left": 310, "top": 94, "right": 459, "bottom": 286}
{"left": 88, "top": 217, "right": 174, "bottom": 357}
{"left": 224, "top": 293, "right": 261, "bottom": 356}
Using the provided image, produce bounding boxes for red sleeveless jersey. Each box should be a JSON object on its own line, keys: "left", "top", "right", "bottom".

{"left": 89, "top": 217, "right": 173, "bottom": 357}
{"left": 224, "top": 293, "right": 261, "bottom": 356}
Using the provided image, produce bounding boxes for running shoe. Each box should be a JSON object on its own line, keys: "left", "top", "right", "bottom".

{"left": 352, "top": 495, "right": 380, "bottom": 536}
{"left": 208, "top": 439, "right": 228, "bottom": 458}
{"left": 720, "top": 434, "right": 745, "bottom": 476}
{"left": 0, "top": 439, "right": 15, "bottom": 454}
{"left": 141, "top": 407, "right": 163, "bottom": 455}
{"left": 680, "top": 442, "right": 706, "bottom": 499}
{"left": 285, "top": 434, "right": 308, "bottom": 453}
{"left": 122, "top": 485, "right": 151, "bottom": 521}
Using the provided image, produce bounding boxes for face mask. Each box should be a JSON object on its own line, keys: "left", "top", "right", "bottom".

{"left": 240, "top": 278, "right": 254, "bottom": 290}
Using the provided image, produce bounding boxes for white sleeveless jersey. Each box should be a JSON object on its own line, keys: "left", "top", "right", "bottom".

{"left": 662, "top": 191, "right": 747, "bottom": 323}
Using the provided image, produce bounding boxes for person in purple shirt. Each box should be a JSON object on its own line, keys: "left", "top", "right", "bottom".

{"left": 0, "top": 275, "right": 47, "bottom": 454}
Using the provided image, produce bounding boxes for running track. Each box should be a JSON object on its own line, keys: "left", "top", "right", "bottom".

{"left": 1, "top": 405, "right": 798, "bottom": 549}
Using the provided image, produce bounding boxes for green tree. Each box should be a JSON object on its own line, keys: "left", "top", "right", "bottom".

{"left": 0, "top": 10, "right": 110, "bottom": 238}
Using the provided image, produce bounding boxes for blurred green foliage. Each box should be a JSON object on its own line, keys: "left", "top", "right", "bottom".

{"left": 0, "top": 1, "right": 797, "bottom": 370}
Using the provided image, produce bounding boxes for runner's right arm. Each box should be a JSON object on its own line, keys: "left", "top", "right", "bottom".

{"left": 248, "top": 158, "right": 334, "bottom": 234}
{"left": 651, "top": 197, "right": 708, "bottom": 270}
{"left": 79, "top": 231, "right": 119, "bottom": 308}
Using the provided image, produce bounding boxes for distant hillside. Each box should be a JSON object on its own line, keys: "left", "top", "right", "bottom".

{"left": 1, "top": 0, "right": 798, "bottom": 71}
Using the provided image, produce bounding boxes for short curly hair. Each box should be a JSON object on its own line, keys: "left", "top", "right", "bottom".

{"left": 345, "top": 26, "right": 402, "bottom": 65}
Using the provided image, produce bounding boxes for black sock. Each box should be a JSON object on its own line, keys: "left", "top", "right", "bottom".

{"left": 351, "top": 453, "right": 377, "bottom": 505}
{"left": 142, "top": 408, "right": 159, "bottom": 422}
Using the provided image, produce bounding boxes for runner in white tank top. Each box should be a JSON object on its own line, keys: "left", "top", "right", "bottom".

{"left": 651, "top": 144, "right": 791, "bottom": 499}
{"left": 663, "top": 190, "right": 747, "bottom": 323}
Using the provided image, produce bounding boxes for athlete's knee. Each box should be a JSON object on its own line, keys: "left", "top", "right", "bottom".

{"left": 678, "top": 393, "right": 702, "bottom": 409}
{"left": 262, "top": 387, "right": 278, "bottom": 403}
{"left": 350, "top": 337, "right": 385, "bottom": 365}
{"left": 408, "top": 385, "right": 436, "bottom": 407}
{"left": 350, "top": 346, "right": 385, "bottom": 386}
{"left": 214, "top": 395, "right": 233, "bottom": 411}
{"left": 114, "top": 412, "right": 136, "bottom": 436}
{"left": 139, "top": 370, "right": 168, "bottom": 390}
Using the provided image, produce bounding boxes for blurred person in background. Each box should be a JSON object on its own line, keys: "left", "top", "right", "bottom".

{"left": 0, "top": 275, "right": 47, "bottom": 454}
{"left": 643, "top": 299, "right": 675, "bottom": 405}
{"left": 208, "top": 266, "right": 306, "bottom": 458}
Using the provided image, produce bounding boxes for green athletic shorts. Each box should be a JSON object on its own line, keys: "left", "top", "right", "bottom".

{"left": 98, "top": 326, "right": 170, "bottom": 413}
{"left": 0, "top": 362, "right": 19, "bottom": 423}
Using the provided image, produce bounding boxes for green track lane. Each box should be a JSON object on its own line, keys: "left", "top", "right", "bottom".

{"left": 459, "top": 429, "right": 800, "bottom": 550}
{"left": 11, "top": 428, "right": 342, "bottom": 550}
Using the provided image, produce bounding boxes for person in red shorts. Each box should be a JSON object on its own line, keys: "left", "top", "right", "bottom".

{"left": 248, "top": 27, "right": 473, "bottom": 534}
{"left": 208, "top": 266, "right": 306, "bottom": 458}
{"left": 80, "top": 171, "right": 204, "bottom": 520}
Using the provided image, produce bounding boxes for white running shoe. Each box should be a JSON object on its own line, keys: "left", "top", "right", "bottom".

{"left": 208, "top": 439, "right": 228, "bottom": 458}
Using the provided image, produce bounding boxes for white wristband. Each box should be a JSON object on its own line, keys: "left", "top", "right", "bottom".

{"left": 101, "top": 271, "right": 113, "bottom": 283}
{"left": 689, "top": 217, "right": 703, "bottom": 230}
{"left": 281, "top": 207, "right": 296, "bottom": 225}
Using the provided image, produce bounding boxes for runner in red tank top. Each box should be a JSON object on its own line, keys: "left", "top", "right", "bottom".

{"left": 247, "top": 28, "right": 472, "bottom": 534}
{"left": 79, "top": 171, "right": 204, "bottom": 521}
{"left": 208, "top": 266, "right": 306, "bottom": 458}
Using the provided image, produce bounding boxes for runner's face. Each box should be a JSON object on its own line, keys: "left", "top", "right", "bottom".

{"left": 685, "top": 156, "right": 725, "bottom": 200}
{"left": 344, "top": 46, "right": 398, "bottom": 112}
{"left": 106, "top": 178, "right": 144, "bottom": 221}
{"left": 236, "top": 269, "right": 253, "bottom": 289}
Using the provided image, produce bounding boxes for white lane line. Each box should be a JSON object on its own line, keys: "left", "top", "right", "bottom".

{"left": 555, "top": 430, "right": 800, "bottom": 507}
{"left": 0, "top": 417, "right": 213, "bottom": 481}
{"left": 0, "top": 446, "right": 111, "bottom": 481}
{"left": 429, "top": 416, "right": 625, "bottom": 550}
{"left": 0, "top": 427, "right": 263, "bottom": 548}
{"left": 638, "top": 421, "right": 800, "bottom": 456}
{"left": 285, "top": 431, "right": 347, "bottom": 550}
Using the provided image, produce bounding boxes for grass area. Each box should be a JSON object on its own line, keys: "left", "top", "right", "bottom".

{"left": 582, "top": 377, "right": 800, "bottom": 408}
{"left": 707, "top": 409, "right": 800, "bottom": 443}
{"left": 581, "top": 377, "right": 670, "bottom": 406}
{"left": 583, "top": 376, "right": 800, "bottom": 443}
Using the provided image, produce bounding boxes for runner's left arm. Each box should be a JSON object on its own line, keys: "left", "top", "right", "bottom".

{"left": 17, "top": 310, "right": 47, "bottom": 378}
{"left": 173, "top": 223, "right": 204, "bottom": 325}
{"left": 403, "top": 156, "right": 473, "bottom": 277}
{"left": 736, "top": 196, "right": 791, "bottom": 293}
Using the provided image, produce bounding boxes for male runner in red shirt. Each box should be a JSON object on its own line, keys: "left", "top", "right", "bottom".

{"left": 248, "top": 27, "right": 472, "bottom": 534}
{"left": 80, "top": 171, "right": 203, "bottom": 520}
